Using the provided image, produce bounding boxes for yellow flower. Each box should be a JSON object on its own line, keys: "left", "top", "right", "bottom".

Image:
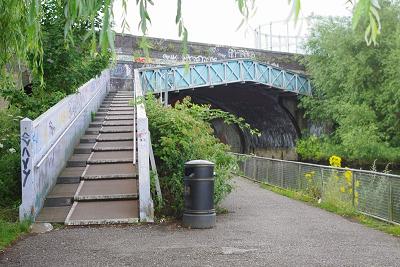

{"left": 348, "top": 188, "right": 353, "bottom": 194}
{"left": 355, "top": 191, "right": 359, "bottom": 199}
{"left": 304, "top": 171, "right": 315, "bottom": 181}
{"left": 344, "top": 170, "right": 352, "bottom": 185}
{"left": 355, "top": 180, "right": 360, "bottom": 188}
{"left": 329, "top": 155, "right": 342, "bottom": 168}
{"left": 340, "top": 186, "right": 346, "bottom": 193}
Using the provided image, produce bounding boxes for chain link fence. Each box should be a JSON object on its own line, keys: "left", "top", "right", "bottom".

{"left": 234, "top": 153, "right": 400, "bottom": 225}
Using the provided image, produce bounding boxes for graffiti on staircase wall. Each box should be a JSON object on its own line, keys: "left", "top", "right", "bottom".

{"left": 21, "top": 132, "right": 31, "bottom": 187}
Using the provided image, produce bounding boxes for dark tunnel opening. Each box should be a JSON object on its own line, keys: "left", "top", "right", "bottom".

{"left": 168, "top": 82, "right": 302, "bottom": 160}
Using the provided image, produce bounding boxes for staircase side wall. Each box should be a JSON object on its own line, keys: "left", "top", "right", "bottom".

{"left": 19, "top": 70, "right": 110, "bottom": 221}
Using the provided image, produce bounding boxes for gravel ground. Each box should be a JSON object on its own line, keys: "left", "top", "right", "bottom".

{"left": 1, "top": 177, "right": 400, "bottom": 266}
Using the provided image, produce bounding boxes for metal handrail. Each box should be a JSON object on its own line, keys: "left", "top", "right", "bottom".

{"left": 232, "top": 153, "right": 400, "bottom": 179}
{"left": 234, "top": 153, "right": 400, "bottom": 225}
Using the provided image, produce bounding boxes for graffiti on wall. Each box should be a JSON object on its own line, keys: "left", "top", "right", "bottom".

{"left": 21, "top": 132, "right": 31, "bottom": 187}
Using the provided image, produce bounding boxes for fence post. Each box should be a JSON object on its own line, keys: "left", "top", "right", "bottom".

{"left": 320, "top": 168, "right": 324, "bottom": 198}
{"left": 243, "top": 157, "right": 247, "bottom": 176}
{"left": 252, "top": 158, "right": 257, "bottom": 180}
{"left": 280, "top": 161, "right": 284, "bottom": 188}
{"left": 19, "top": 118, "right": 36, "bottom": 221}
{"left": 266, "top": 160, "right": 269, "bottom": 184}
{"left": 352, "top": 172, "right": 356, "bottom": 208}
{"left": 298, "top": 164, "right": 302, "bottom": 190}
{"left": 389, "top": 178, "right": 393, "bottom": 222}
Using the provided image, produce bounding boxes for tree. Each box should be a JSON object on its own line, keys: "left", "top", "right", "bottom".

{"left": 297, "top": 0, "right": 400, "bottom": 164}
{"left": 0, "top": 0, "right": 383, "bottom": 93}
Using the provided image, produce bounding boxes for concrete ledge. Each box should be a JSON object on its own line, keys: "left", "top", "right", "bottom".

{"left": 83, "top": 174, "right": 137, "bottom": 180}
{"left": 74, "top": 193, "right": 138, "bottom": 201}
{"left": 65, "top": 217, "right": 139, "bottom": 226}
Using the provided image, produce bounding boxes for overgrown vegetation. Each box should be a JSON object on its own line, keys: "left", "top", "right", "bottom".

{"left": 0, "top": 0, "right": 109, "bottom": 206}
{"left": 0, "top": 207, "right": 29, "bottom": 251}
{"left": 145, "top": 96, "right": 259, "bottom": 217}
{"left": 0, "top": 0, "right": 110, "bottom": 248}
{"left": 297, "top": 0, "right": 400, "bottom": 165}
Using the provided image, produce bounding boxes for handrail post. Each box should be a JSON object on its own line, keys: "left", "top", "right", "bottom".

{"left": 389, "top": 178, "right": 393, "bottom": 222}
{"left": 352, "top": 172, "right": 356, "bottom": 208}
{"left": 134, "top": 69, "right": 154, "bottom": 222}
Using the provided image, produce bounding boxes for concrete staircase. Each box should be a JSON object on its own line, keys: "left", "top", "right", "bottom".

{"left": 36, "top": 91, "right": 139, "bottom": 225}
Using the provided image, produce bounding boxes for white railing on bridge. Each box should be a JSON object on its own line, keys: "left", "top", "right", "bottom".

{"left": 253, "top": 18, "right": 311, "bottom": 54}
{"left": 235, "top": 153, "right": 400, "bottom": 225}
{"left": 19, "top": 70, "right": 110, "bottom": 220}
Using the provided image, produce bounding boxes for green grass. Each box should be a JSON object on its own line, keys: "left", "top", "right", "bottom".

{"left": 0, "top": 207, "right": 30, "bottom": 251}
{"left": 259, "top": 182, "right": 400, "bottom": 237}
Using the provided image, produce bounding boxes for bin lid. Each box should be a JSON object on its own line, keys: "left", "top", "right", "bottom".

{"left": 185, "top": 160, "right": 214, "bottom": 166}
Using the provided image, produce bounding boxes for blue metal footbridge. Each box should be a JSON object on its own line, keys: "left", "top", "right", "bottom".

{"left": 139, "top": 59, "right": 312, "bottom": 95}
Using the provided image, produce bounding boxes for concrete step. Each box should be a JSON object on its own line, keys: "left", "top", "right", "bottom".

{"left": 36, "top": 206, "right": 72, "bottom": 223}
{"left": 85, "top": 127, "right": 101, "bottom": 135}
{"left": 88, "top": 151, "right": 133, "bottom": 164}
{"left": 97, "top": 132, "right": 133, "bottom": 141}
{"left": 74, "top": 143, "right": 95, "bottom": 154}
{"left": 67, "top": 154, "right": 91, "bottom": 167}
{"left": 108, "top": 107, "right": 134, "bottom": 111}
{"left": 80, "top": 134, "right": 98, "bottom": 143}
{"left": 100, "top": 126, "right": 133, "bottom": 133}
{"left": 74, "top": 179, "right": 138, "bottom": 201}
{"left": 83, "top": 162, "right": 137, "bottom": 179}
{"left": 89, "top": 121, "right": 104, "bottom": 127}
{"left": 65, "top": 200, "right": 139, "bottom": 225}
{"left": 115, "top": 92, "right": 134, "bottom": 95}
{"left": 107, "top": 111, "right": 134, "bottom": 115}
{"left": 44, "top": 183, "right": 79, "bottom": 207}
{"left": 102, "top": 120, "right": 133, "bottom": 126}
{"left": 58, "top": 167, "right": 85, "bottom": 184}
{"left": 110, "top": 102, "right": 131, "bottom": 105}
{"left": 93, "top": 140, "right": 133, "bottom": 151}
{"left": 103, "top": 100, "right": 130, "bottom": 104}
{"left": 93, "top": 116, "right": 105, "bottom": 122}
{"left": 105, "top": 115, "right": 133, "bottom": 121}
{"left": 104, "top": 98, "right": 133, "bottom": 102}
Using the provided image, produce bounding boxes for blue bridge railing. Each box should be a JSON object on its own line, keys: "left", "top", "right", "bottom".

{"left": 139, "top": 59, "right": 312, "bottom": 96}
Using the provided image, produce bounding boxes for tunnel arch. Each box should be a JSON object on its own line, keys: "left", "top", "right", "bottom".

{"left": 168, "top": 83, "right": 301, "bottom": 159}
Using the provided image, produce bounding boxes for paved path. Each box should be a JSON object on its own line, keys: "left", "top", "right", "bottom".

{"left": 1, "top": 177, "right": 400, "bottom": 266}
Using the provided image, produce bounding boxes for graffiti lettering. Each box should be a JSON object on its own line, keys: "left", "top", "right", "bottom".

{"left": 23, "top": 169, "right": 31, "bottom": 187}
{"left": 21, "top": 132, "right": 31, "bottom": 187}
{"left": 49, "top": 121, "right": 56, "bottom": 136}
{"left": 162, "top": 53, "right": 218, "bottom": 63}
{"left": 227, "top": 48, "right": 256, "bottom": 59}
{"left": 22, "top": 147, "right": 30, "bottom": 157}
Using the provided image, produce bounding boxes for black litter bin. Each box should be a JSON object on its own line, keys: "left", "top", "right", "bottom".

{"left": 182, "top": 160, "right": 216, "bottom": 229}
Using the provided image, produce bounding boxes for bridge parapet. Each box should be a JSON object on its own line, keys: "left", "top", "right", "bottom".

{"left": 139, "top": 59, "right": 312, "bottom": 96}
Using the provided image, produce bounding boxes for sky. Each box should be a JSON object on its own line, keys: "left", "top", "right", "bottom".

{"left": 113, "top": 0, "right": 352, "bottom": 48}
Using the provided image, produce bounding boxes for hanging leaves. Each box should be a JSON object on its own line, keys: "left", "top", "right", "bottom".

{"left": 349, "top": 0, "right": 382, "bottom": 45}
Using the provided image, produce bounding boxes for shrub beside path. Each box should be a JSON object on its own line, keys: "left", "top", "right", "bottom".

{"left": 1, "top": 177, "right": 400, "bottom": 266}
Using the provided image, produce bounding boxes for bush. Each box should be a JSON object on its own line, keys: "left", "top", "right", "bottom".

{"left": 145, "top": 96, "right": 240, "bottom": 217}
{"left": 0, "top": 107, "right": 22, "bottom": 207}
{"left": 299, "top": 1, "right": 400, "bottom": 165}
{"left": 0, "top": 0, "right": 110, "bottom": 209}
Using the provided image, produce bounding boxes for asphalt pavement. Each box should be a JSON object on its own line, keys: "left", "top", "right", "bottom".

{"left": 1, "top": 177, "right": 400, "bottom": 266}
